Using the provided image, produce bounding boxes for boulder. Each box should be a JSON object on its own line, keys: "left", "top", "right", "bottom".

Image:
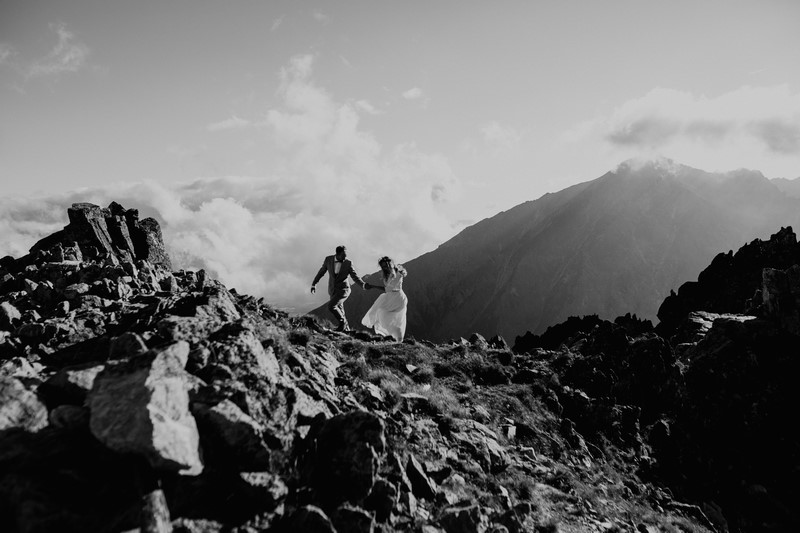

{"left": 332, "top": 504, "right": 375, "bottom": 533}
{"left": 285, "top": 506, "right": 337, "bottom": 533}
{"left": 42, "top": 362, "right": 105, "bottom": 404}
{"left": 312, "top": 410, "right": 386, "bottom": 505}
{"left": 406, "top": 453, "right": 437, "bottom": 500}
{"left": 192, "top": 399, "right": 271, "bottom": 471}
{"left": 88, "top": 341, "right": 203, "bottom": 474}
{"left": 0, "top": 301, "right": 22, "bottom": 330}
{"left": 0, "top": 376, "right": 49, "bottom": 432}
{"left": 439, "top": 505, "right": 488, "bottom": 533}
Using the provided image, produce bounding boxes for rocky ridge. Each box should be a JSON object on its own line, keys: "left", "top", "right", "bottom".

{"left": 1, "top": 202, "right": 798, "bottom": 532}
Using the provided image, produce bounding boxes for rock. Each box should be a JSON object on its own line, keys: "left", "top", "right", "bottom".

{"left": 0, "top": 376, "right": 49, "bottom": 432}
{"left": 141, "top": 488, "right": 172, "bottom": 533}
{"left": 332, "top": 504, "right": 375, "bottom": 533}
{"left": 365, "top": 478, "right": 397, "bottom": 522}
{"left": 49, "top": 404, "right": 90, "bottom": 430}
{"left": 0, "top": 357, "right": 42, "bottom": 380}
{"left": 439, "top": 505, "right": 488, "bottom": 533}
{"left": 171, "top": 518, "right": 223, "bottom": 533}
{"left": 109, "top": 331, "right": 149, "bottom": 359}
{"left": 88, "top": 341, "right": 203, "bottom": 474}
{"left": 42, "top": 362, "right": 105, "bottom": 404}
{"left": 312, "top": 410, "right": 386, "bottom": 505}
{"left": 285, "top": 505, "right": 337, "bottom": 533}
{"left": 238, "top": 472, "right": 288, "bottom": 510}
{"left": 488, "top": 335, "right": 509, "bottom": 350}
{"left": 406, "top": 454, "right": 437, "bottom": 500}
{"left": 136, "top": 217, "right": 173, "bottom": 270}
{"left": 208, "top": 324, "right": 279, "bottom": 385}
{"left": 511, "top": 369, "right": 539, "bottom": 384}
{"left": 63, "top": 282, "right": 91, "bottom": 300}
{"left": 762, "top": 265, "right": 800, "bottom": 334}
{"left": 0, "top": 301, "right": 22, "bottom": 329}
{"left": 192, "top": 399, "right": 271, "bottom": 471}
{"left": 468, "top": 333, "right": 489, "bottom": 350}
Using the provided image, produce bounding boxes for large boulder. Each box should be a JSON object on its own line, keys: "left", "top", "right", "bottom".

{"left": 310, "top": 411, "right": 386, "bottom": 505}
{"left": 87, "top": 341, "right": 203, "bottom": 474}
{"left": 191, "top": 399, "right": 271, "bottom": 471}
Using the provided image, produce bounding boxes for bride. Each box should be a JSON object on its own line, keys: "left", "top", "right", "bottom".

{"left": 362, "top": 256, "right": 408, "bottom": 341}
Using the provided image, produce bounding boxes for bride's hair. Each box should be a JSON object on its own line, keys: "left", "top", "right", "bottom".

{"left": 379, "top": 256, "right": 406, "bottom": 280}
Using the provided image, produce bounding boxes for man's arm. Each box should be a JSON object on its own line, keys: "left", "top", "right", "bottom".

{"left": 311, "top": 258, "right": 328, "bottom": 292}
{"left": 348, "top": 263, "right": 367, "bottom": 289}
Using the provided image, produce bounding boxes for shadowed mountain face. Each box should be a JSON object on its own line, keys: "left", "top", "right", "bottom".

{"left": 322, "top": 160, "right": 800, "bottom": 342}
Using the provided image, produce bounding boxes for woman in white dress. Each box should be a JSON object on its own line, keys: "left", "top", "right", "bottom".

{"left": 362, "top": 256, "right": 408, "bottom": 341}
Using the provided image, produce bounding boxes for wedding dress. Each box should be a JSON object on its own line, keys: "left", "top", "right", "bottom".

{"left": 362, "top": 269, "right": 408, "bottom": 341}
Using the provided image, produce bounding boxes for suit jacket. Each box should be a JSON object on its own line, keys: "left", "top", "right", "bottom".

{"left": 313, "top": 255, "right": 366, "bottom": 296}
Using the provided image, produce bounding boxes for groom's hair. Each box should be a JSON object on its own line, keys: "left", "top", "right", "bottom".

{"left": 335, "top": 245, "right": 346, "bottom": 254}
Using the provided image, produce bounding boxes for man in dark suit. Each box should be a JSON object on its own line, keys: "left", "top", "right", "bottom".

{"left": 311, "top": 245, "right": 367, "bottom": 332}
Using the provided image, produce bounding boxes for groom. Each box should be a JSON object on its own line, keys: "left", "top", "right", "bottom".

{"left": 311, "top": 245, "right": 367, "bottom": 332}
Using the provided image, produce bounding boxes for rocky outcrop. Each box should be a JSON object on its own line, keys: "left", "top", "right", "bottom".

{"left": 656, "top": 226, "right": 800, "bottom": 339}
{"left": 25, "top": 201, "right": 172, "bottom": 270}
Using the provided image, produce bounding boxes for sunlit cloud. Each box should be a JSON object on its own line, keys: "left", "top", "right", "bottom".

{"left": 27, "top": 22, "right": 90, "bottom": 78}
{"left": 561, "top": 85, "right": 800, "bottom": 178}
{"left": 0, "top": 44, "right": 14, "bottom": 66}
{"left": 312, "top": 10, "right": 330, "bottom": 24}
{"left": 270, "top": 15, "right": 285, "bottom": 32}
{"left": 207, "top": 115, "right": 250, "bottom": 132}
{"left": 402, "top": 87, "right": 423, "bottom": 100}
{"left": 604, "top": 86, "right": 800, "bottom": 154}
{"left": 481, "top": 121, "right": 522, "bottom": 152}
{"left": 354, "top": 99, "right": 381, "bottom": 115}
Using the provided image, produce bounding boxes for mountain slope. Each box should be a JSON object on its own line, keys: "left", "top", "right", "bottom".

{"left": 323, "top": 159, "right": 800, "bottom": 342}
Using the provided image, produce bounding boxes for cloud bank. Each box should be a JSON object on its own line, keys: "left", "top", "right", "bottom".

{"left": 604, "top": 86, "right": 800, "bottom": 154}
{"left": 561, "top": 85, "right": 800, "bottom": 178}
{"left": 0, "top": 55, "right": 460, "bottom": 314}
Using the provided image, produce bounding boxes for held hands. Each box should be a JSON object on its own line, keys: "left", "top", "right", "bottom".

{"left": 364, "top": 282, "right": 371, "bottom": 290}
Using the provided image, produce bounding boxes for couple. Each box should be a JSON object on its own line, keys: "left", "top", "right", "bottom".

{"left": 311, "top": 245, "right": 408, "bottom": 341}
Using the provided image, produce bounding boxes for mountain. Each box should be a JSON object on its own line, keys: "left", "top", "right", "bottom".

{"left": 771, "top": 176, "right": 800, "bottom": 198}
{"left": 320, "top": 159, "right": 800, "bottom": 342}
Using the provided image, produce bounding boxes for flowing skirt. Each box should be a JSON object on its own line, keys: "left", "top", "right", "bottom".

{"left": 362, "top": 290, "right": 408, "bottom": 341}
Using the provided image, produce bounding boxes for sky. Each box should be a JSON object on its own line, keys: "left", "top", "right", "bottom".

{"left": 2, "top": 0, "right": 800, "bottom": 312}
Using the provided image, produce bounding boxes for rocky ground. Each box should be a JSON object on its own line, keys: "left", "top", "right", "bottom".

{"left": 1, "top": 203, "right": 798, "bottom": 533}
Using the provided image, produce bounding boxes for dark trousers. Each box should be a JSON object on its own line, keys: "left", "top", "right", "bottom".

{"left": 327, "top": 287, "right": 351, "bottom": 330}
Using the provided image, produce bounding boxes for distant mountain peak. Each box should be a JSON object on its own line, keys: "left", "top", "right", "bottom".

{"left": 613, "top": 156, "right": 685, "bottom": 176}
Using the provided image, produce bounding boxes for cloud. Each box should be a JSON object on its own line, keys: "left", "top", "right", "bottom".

{"left": 271, "top": 15, "right": 285, "bottom": 32}
{"left": 0, "top": 44, "right": 14, "bottom": 66}
{"left": 603, "top": 86, "right": 800, "bottom": 154}
{"left": 207, "top": 116, "right": 250, "bottom": 132}
{"left": 1, "top": 55, "right": 461, "bottom": 315}
{"left": 402, "top": 87, "right": 424, "bottom": 100}
{"left": 557, "top": 85, "right": 800, "bottom": 179}
{"left": 27, "top": 22, "right": 90, "bottom": 78}
{"left": 481, "top": 121, "right": 522, "bottom": 151}
{"left": 354, "top": 99, "right": 381, "bottom": 115}
{"left": 312, "top": 10, "right": 330, "bottom": 24}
